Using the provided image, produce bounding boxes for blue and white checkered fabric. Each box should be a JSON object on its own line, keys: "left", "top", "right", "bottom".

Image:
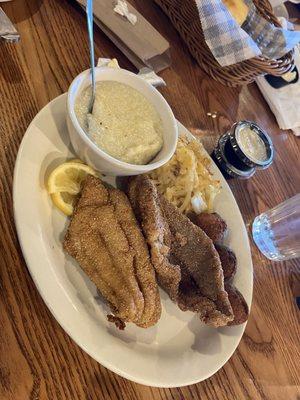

{"left": 243, "top": 2, "right": 300, "bottom": 59}
{"left": 196, "top": 0, "right": 300, "bottom": 67}
{"left": 196, "top": 0, "right": 260, "bottom": 66}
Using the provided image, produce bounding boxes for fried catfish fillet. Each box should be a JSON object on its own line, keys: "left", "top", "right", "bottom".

{"left": 128, "top": 175, "right": 233, "bottom": 327}
{"left": 63, "top": 175, "right": 161, "bottom": 328}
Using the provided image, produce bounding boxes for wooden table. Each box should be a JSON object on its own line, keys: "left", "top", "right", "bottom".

{"left": 1, "top": 1, "right": 299, "bottom": 399}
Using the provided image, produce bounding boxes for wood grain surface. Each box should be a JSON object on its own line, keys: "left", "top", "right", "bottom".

{"left": 0, "top": 1, "right": 299, "bottom": 399}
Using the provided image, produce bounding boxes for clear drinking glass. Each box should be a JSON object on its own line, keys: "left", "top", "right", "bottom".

{"left": 252, "top": 193, "right": 300, "bottom": 261}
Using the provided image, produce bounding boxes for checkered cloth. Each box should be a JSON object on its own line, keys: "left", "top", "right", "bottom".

{"left": 197, "top": 0, "right": 300, "bottom": 67}
{"left": 243, "top": 2, "right": 300, "bottom": 59}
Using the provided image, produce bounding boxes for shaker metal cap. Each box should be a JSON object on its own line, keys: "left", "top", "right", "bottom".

{"left": 229, "top": 121, "right": 274, "bottom": 169}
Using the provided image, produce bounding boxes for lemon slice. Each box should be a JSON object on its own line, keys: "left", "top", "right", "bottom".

{"left": 50, "top": 192, "right": 75, "bottom": 216}
{"left": 47, "top": 161, "right": 98, "bottom": 216}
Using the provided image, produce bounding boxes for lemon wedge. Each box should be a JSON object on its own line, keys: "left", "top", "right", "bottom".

{"left": 47, "top": 161, "right": 98, "bottom": 216}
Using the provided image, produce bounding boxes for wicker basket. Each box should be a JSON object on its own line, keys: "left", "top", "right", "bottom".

{"left": 154, "top": 0, "right": 294, "bottom": 86}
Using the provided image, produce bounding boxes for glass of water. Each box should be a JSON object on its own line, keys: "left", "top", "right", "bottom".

{"left": 252, "top": 193, "right": 300, "bottom": 261}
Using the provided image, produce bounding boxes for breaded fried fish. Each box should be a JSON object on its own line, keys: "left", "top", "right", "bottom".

{"left": 63, "top": 175, "right": 161, "bottom": 328}
{"left": 128, "top": 175, "right": 234, "bottom": 327}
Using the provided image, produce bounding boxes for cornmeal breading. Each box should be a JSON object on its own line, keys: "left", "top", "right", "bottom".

{"left": 63, "top": 175, "right": 161, "bottom": 328}
{"left": 128, "top": 175, "right": 234, "bottom": 327}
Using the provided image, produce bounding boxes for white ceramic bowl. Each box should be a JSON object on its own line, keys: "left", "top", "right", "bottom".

{"left": 67, "top": 68, "right": 178, "bottom": 176}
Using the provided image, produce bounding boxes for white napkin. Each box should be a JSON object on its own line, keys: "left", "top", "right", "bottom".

{"left": 256, "top": 46, "right": 300, "bottom": 136}
{"left": 96, "top": 58, "right": 166, "bottom": 87}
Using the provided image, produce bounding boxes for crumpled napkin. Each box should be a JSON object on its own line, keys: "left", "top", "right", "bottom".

{"left": 197, "top": 0, "right": 300, "bottom": 66}
{"left": 97, "top": 58, "right": 166, "bottom": 87}
{"left": 113, "top": 0, "right": 137, "bottom": 25}
{"left": 256, "top": 46, "right": 300, "bottom": 136}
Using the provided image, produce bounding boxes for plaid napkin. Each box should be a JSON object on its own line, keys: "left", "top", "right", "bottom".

{"left": 242, "top": 1, "right": 300, "bottom": 59}
{"left": 197, "top": 0, "right": 300, "bottom": 67}
{"left": 196, "top": 0, "right": 260, "bottom": 66}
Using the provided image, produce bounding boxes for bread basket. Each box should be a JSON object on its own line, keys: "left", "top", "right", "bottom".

{"left": 154, "top": 0, "right": 294, "bottom": 86}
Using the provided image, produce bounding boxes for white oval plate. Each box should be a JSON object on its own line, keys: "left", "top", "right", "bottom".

{"left": 13, "top": 94, "right": 253, "bottom": 388}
